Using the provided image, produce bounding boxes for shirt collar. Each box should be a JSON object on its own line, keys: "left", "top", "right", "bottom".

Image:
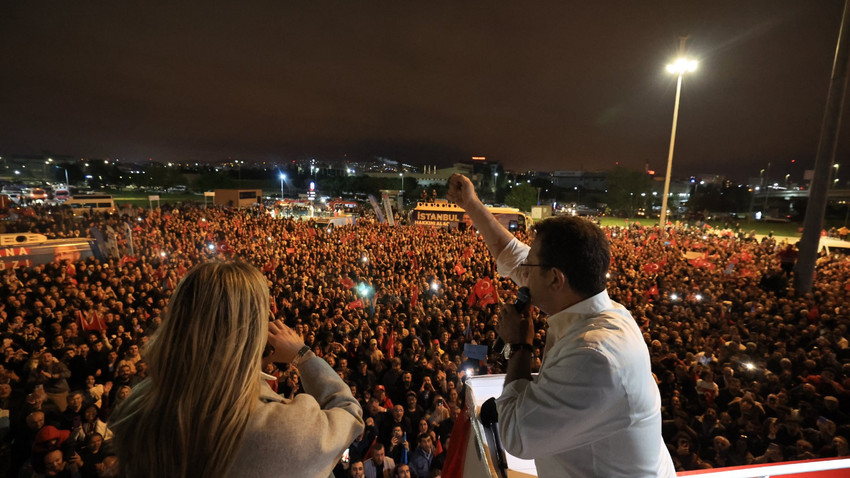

{"left": 547, "top": 289, "right": 612, "bottom": 338}
{"left": 258, "top": 374, "right": 284, "bottom": 403}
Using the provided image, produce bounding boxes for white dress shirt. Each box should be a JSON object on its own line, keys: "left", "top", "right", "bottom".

{"left": 494, "top": 237, "right": 676, "bottom": 477}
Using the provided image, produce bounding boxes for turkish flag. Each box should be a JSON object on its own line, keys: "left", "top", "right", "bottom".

{"left": 454, "top": 262, "right": 467, "bottom": 276}
{"left": 77, "top": 310, "right": 106, "bottom": 332}
{"left": 119, "top": 255, "right": 137, "bottom": 265}
{"left": 340, "top": 277, "right": 355, "bottom": 289}
{"left": 347, "top": 299, "right": 365, "bottom": 310}
{"left": 469, "top": 277, "right": 499, "bottom": 308}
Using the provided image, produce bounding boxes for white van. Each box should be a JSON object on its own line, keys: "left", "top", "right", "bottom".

{"left": 65, "top": 195, "right": 116, "bottom": 215}
{"left": 53, "top": 188, "right": 71, "bottom": 202}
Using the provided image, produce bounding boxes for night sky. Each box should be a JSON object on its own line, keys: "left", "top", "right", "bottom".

{"left": 1, "top": 1, "right": 847, "bottom": 181}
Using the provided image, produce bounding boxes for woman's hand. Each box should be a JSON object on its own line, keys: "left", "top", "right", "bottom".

{"left": 267, "top": 319, "right": 307, "bottom": 363}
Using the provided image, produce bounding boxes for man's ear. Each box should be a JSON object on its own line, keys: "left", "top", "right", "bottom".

{"left": 550, "top": 267, "right": 567, "bottom": 292}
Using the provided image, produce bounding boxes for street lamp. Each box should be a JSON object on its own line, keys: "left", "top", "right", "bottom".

{"left": 279, "top": 173, "right": 286, "bottom": 198}
{"left": 399, "top": 172, "right": 404, "bottom": 190}
{"left": 659, "top": 47, "right": 697, "bottom": 229}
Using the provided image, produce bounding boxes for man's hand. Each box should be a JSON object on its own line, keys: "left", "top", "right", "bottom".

{"left": 495, "top": 303, "right": 533, "bottom": 345}
{"left": 267, "top": 319, "right": 307, "bottom": 363}
{"left": 68, "top": 452, "right": 83, "bottom": 469}
{"left": 447, "top": 174, "right": 480, "bottom": 210}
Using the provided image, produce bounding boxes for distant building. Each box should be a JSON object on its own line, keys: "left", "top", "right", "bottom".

{"left": 551, "top": 170, "right": 607, "bottom": 190}
{"left": 213, "top": 189, "right": 262, "bottom": 208}
{"left": 363, "top": 163, "right": 472, "bottom": 188}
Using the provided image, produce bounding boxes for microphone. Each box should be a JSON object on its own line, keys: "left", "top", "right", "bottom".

{"left": 513, "top": 286, "right": 530, "bottom": 313}
{"left": 493, "top": 287, "right": 531, "bottom": 354}
{"left": 480, "top": 397, "right": 508, "bottom": 477}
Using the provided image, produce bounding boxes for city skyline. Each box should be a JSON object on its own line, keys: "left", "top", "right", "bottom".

{"left": 1, "top": 1, "right": 848, "bottom": 182}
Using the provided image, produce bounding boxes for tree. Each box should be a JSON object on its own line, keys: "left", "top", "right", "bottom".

{"left": 605, "top": 167, "right": 652, "bottom": 216}
{"left": 505, "top": 184, "right": 538, "bottom": 212}
{"left": 193, "top": 170, "right": 235, "bottom": 191}
{"left": 690, "top": 183, "right": 751, "bottom": 214}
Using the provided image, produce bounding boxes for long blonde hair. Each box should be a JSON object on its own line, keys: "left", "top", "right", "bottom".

{"left": 111, "top": 261, "right": 269, "bottom": 477}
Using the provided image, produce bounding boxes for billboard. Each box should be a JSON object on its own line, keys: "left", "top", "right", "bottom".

{"left": 0, "top": 238, "right": 95, "bottom": 271}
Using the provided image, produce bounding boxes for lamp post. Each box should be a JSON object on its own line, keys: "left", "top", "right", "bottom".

{"left": 279, "top": 173, "right": 286, "bottom": 198}
{"left": 659, "top": 39, "right": 697, "bottom": 229}
{"left": 762, "top": 161, "right": 771, "bottom": 215}
{"left": 399, "top": 172, "right": 404, "bottom": 190}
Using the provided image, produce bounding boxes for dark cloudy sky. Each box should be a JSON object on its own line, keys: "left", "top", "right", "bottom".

{"left": 1, "top": 1, "right": 847, "bottom": 180}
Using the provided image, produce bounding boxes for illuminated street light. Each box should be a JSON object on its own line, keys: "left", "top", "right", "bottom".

{"left": 665, "top": 58, "right": 698, "bottom": 75}
{"left": 660, "top": 39, "right": 698, "bottom": 229}
{"left": 279, "top": 173, "right": 286, "bottom": 198}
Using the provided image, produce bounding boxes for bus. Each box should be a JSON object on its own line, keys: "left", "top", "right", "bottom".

{"left": 409, "top": 201, "right": 533, "bottom": 232}
{"left": 65, "top": 195, "right": 116, "bottom": 215}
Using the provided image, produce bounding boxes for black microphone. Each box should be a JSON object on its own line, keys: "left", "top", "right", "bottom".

{"left": 493, "top": 287, "right": 530, "bottom": 354}
{"left": 513, "top": 286, "right": 530, "bottom": 313}
{"left": 480, "top": 397, "right": 499, "bottom": 427}
{"left": 480, "top": 397, "right": 508, "bottom": 477}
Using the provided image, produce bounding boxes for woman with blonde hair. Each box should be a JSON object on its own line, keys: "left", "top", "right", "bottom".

{"left": 110, "top": 261, "right": 364, "bottom": 477}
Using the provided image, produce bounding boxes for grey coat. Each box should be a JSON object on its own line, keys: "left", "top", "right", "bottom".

{"left": 229, "top": 352, "right": 365, "bottom": 477}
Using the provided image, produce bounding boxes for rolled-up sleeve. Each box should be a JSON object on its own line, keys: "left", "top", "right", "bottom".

{"left": 495, "top": 238, "right": 530, "bottom": 287}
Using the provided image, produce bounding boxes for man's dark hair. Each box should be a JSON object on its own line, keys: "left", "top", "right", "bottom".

{"left": 534, "top": 216, "right": 610, "bottom": 298}
{"left": 372, "top": 442, "right": 385, "bottom": 452}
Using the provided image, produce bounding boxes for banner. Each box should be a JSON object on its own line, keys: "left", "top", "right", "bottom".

{"left": 367, "top": 195, "right": 386, "bottom": 223}
{"left": 381, "top": 193, "right": 395, "bottom": 226}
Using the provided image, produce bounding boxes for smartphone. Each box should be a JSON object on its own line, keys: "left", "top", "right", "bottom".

{"left": 341, "top": 448, "right": 350, "bottom": 464}
{"left": 514, "top": 287, "right": 531, "bottom": 313}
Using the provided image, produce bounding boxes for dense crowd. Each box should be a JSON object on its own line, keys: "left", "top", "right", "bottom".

{"left": 0, "top": 203, "right": 848, "bottom": 477}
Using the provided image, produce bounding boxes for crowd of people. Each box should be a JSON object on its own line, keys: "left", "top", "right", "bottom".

{"left": 0, "top": 202, "right": 848, "bottom": 476}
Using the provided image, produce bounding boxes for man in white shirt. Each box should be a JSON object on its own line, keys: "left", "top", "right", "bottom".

{"left": 364, "top": 442, "right": 396, "bottom": 478}
{"left": 448, "top": 174, "right": 675, "bottom": 477}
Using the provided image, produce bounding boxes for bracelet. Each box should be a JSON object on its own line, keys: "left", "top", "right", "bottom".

{"left": 291, "top": 345, "right": 312, "bottom": 367}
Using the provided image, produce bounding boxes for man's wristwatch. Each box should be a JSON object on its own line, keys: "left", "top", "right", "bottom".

{"left": 502, "top": 343, "right": 532, "bottom": 360}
